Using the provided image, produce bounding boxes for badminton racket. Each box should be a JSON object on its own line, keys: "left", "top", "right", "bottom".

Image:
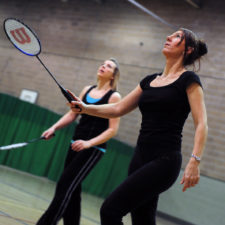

{"left": 3, "top": 18, "right": 75, "bottom": 103}
{"left": 0, "top": 136, "right": 45, "bottom": 151}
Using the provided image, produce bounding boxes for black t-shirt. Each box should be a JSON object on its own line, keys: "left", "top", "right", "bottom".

{"left": 73, "top": 86, "right": 115, "bottom": 149}
{"left": 137, "top": 71, "right": 202, "bottom": 152}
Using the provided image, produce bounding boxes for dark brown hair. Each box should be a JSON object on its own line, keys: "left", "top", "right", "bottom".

{"left": 180, "top": 28, "right": 208, "bottom": 70}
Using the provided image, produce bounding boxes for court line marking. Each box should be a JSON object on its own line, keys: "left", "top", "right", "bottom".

{"left": 0, "top": 211, "right": 30, "bottom": 225}
{"left": 0, "top": 180, "right": 50, "bottom": 202}
{"left": 0, "top": 213, "right": 100, "bottom": 225}
{"left": 0, "top": 181, "right": 100, "bottom": 224}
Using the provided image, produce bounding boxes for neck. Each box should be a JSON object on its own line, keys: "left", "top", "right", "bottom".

{"left": 163, "top": 57, "right": 185, "bottom": 76}
{"left": 96, "top": 79, "right": 112, "bottom": 91}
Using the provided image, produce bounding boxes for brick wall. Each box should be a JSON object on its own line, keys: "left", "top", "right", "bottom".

{"left": 0, "top": 0, "right": 225, "bottom": 181}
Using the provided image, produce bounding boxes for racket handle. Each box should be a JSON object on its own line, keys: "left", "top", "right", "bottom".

{"left": 40, "top": 133, "right": 55, "bottom": 140}
{"left": 60, "top": 86, "right": 81, "bottom": 111}
{"left": 28, "top": 136, "right": 45, "bottom": 143}
{"left": 60, "top": 86, "right": 74, "bottom": 102}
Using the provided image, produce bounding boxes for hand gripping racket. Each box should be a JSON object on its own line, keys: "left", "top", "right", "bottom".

{"left": 3, "top": 18, "right": 75, "bottom": 102}
{"left": 0, "top": 136, "right": 45, "bottom": 151}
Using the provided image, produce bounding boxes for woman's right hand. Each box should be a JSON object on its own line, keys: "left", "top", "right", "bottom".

{"left": 41, "top": 127, "right": 56, "bottom": 140}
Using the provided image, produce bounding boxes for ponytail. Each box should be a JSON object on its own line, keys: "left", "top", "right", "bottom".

{"left": 180, "top": 28, "right": 208, "bottom": 70}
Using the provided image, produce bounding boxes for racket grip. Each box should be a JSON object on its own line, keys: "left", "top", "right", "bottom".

{"left": 60, "top": 86, "right": 81, "bottom": 110}
{"left": 41, "top": 133, "right": 55, "bottom": 140}
{"left": 60, "top": 87, "right": 74, "bottom": 102}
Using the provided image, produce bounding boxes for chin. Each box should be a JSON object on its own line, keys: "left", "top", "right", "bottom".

{"left": 162, "top": 48, "right": 169, "bottom": 57}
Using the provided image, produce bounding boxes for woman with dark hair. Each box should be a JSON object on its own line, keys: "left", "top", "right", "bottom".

{"left": 36, "top": 58, "right": 121, "bottom": 225}
{"left": 69, "top": 28, "right": 208, "bottom": 225}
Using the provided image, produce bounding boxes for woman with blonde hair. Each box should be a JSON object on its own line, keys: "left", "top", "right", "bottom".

{"left": 37, "top": 58, "right": 121, "bottom": 225}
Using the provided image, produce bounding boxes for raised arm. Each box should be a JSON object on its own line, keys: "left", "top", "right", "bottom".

{"left": 68, "top": 85, "right": 143, "bottom": 118}
{"left": 180, "top": 83, "right": 208, "bottom": 192}
{"left": 42, "top": 86, "right": 90, "bottom": 139}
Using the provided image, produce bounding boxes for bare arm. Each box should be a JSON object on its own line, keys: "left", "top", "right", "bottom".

{"left": 68, "top": 85, "right": 143, "bottom": 118}
{"left": 42, "top": 86, "right": 90, "bottom": 139}
{"left": 71, "top": 92, "right": 121, "bottom": 151}
{"left": 181, "top": 83, "right": 208, "bottom": 192}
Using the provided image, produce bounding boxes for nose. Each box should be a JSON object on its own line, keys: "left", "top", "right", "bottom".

{"left": 166, "top": 35, "right": 172, "bottom": 41}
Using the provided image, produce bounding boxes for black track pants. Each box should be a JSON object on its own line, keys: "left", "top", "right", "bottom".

{"left": 100, "top": 145, "right": 182, "bottom": 225}
{"left": 36, "top": 147, "right": 103, "bottom": 225}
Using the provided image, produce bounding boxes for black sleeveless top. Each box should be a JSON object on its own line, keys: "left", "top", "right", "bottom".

{"left": 137, "top": 71, "right": 202, "bottom": 152}
{"left": 73, "top": 86, "right": 115, "bottom": 149}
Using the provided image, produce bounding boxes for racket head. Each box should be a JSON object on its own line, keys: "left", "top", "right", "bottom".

{"left": 0, "top": 142, "right": 28, "bottom": 150}
{"left": 0, "top": 136, "right": 46, "bottom": 150}
{"left": 4, "top": 18, "right": 41, "bottom": 56}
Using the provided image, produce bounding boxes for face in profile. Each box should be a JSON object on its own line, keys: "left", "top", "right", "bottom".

{"left": 97, "top": 60, "right": 116, "bottom": 81}
{"left": 162, "top": 30, "right": 185, "bottom": 58}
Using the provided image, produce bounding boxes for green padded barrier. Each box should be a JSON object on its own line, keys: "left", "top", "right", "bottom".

{"left": 0, "top": 93, "right": 134, "bottom": 198}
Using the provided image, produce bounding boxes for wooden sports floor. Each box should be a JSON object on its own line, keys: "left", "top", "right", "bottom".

{"left": 0, "top": 165, "right": 175, "bottom": 225}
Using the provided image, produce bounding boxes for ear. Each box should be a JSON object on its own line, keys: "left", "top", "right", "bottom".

{"left": 187, "top": 47, "right": 194, "bottom": 55}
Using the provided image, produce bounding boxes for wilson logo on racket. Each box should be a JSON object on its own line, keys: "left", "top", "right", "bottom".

{"left": 10, "top": 27, "right": 31, "bottom": 44}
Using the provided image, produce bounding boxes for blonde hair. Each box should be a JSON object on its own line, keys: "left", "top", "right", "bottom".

{"left": 109, "top": 58, "right": 120, "bottom": 91}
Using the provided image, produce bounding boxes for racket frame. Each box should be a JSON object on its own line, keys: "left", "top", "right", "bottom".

{"left": 4, "top": 18, "right": 41, "bottom": 56}
{"left": 0, "top": 136, "right": 46, "bottom": 151}
{"left": 3, "top": 18, "right": 75, "bottom": 102}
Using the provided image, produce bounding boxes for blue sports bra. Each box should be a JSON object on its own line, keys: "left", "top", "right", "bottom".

{"left": 86, "top": 93, "right": 101, "bottom": 103}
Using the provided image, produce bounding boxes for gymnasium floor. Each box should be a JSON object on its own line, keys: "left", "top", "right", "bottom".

{"left": 0, "top": 165, "right": 175, "bottom": 225}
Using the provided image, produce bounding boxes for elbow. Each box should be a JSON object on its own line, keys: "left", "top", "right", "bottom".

{"left": 113, "top": 103, "right": 123, "bottom": 118}
{"left": 202, "top": 122, "right": 208, "bottom": 143}
{"left": 205, "top": 123, "right": 208, "bottom": 133}
{"left": 108, "top": 104, "right": 119, "bottom": 118}
{"left": 202, "top": 119, "right": 208, "bottom": 134}
{"left": 197, "top": 121, "right": 208, "bottom": 136}
{"left": 205, "top": 124, "right": 208, "bottom": 138}
{"left": 114, "top": 127, "right": 119, "bottom": 136}
{"left": 112, "top": 128, "right": 118, "bottom": 137}
{"left": 108, "top": 127, "right": 118, "bottom": 137}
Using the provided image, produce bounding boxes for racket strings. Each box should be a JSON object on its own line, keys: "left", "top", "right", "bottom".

{"left": 4, "top": 18, "right": 41, "bottom": 56}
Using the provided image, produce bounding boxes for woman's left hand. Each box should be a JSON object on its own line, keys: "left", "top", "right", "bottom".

{"left": 71, "top": 140, "right": 91, "bottom": 152}
{"left": 180, "top": 158, "right": 200, "bottom": 192}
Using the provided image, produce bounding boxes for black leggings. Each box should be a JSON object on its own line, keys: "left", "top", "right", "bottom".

{"left": 36, "top": 146, "right": 103, "bottom": 225}
{"left": 100, "top": 145, "right": 182, "bottom": 225}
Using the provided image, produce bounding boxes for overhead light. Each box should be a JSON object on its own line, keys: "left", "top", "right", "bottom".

{"left": 185, "top": 0, "right": 202, "bottom": 8}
